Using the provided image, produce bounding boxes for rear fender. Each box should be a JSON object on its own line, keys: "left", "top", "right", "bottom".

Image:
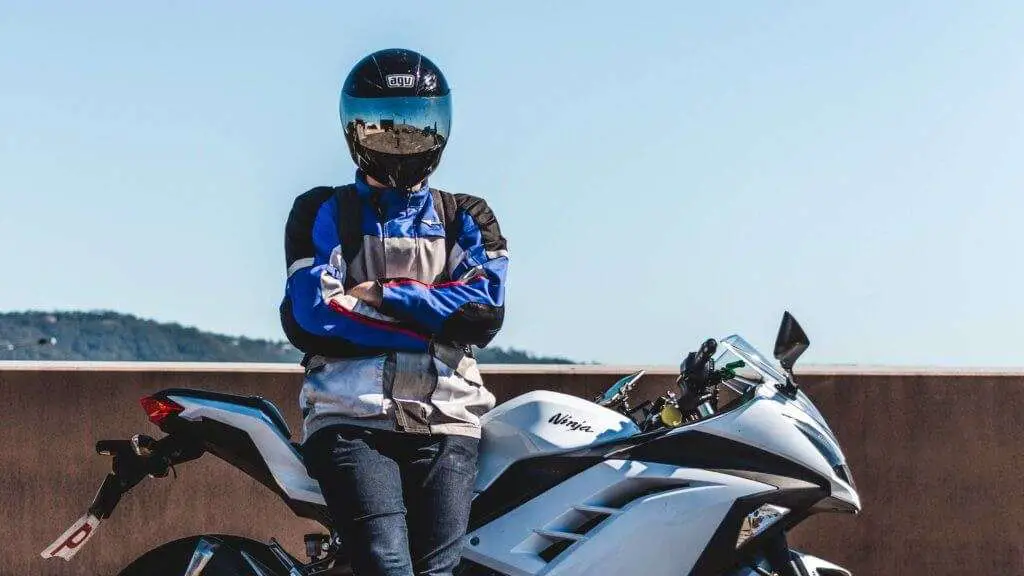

{"left": 41, "top": 433, "right": 204, "bottom": 561}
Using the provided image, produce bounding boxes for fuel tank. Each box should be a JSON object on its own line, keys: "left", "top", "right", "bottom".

{"left": 474, "top": 391, "right": 640, "bottom": 491}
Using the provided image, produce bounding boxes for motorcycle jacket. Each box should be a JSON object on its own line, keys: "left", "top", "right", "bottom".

{"left": 281, "top": 171, "right": 507, "bottom": 440}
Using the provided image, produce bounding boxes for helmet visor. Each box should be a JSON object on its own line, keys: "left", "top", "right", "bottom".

{"left": 341, "top": 95, "right": 451, "bottom": 156}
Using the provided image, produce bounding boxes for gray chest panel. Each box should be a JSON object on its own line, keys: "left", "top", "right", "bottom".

{"left": 349, "top": 235, "right": 448, "bottom": 284}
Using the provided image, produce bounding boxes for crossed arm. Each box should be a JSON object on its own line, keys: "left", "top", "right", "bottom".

{"left": 280, "top": 189, "right": 507, "bottom": 356}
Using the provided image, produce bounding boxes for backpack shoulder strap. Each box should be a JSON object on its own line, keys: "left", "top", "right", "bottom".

{"left": 333, "top": 184, "right": 362, "bottom": 290}
{"left": 430, "top": 187, "right": 460, "bottom": 267}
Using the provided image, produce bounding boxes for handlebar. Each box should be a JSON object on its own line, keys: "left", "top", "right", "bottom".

{"left": 674, "top": 338, "right": 722, "bottom": 422}
{"left": 680, "top": 338, "right": 717, "bottom": 385}
{"left": 694, "top": 339, "right": 717, "bottom": 372}
{"left": 607, "top": 338, "right": 749, "bottom": 431}
{"left": 628, "top": 339, "right": 750, "bottom": 431}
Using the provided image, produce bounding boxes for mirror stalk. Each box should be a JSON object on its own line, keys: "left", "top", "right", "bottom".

{"left": 773, "top": 311, "right": 810, "bottom": 399}
{"left": 777, "top": 371, "right": 799, "bottom": 399}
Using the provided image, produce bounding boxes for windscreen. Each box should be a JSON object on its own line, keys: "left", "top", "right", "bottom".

{"left": 719, "top": 335, "right": 787, "bottom": 385}
{"left": 719, "top": 336, "right": 837, "bottom": 439}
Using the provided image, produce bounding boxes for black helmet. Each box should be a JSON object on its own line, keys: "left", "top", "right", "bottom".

{"left": 340, "top": 49, "right": 452, "bottom": 189}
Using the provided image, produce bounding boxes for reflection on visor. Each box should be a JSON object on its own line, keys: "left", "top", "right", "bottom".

{"left": 341, "top": 95, "right": 451, "bottom": 156}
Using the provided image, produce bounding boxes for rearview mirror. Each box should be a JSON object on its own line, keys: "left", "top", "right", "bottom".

{"left": 773, "top": 311, "right": 809, "bottom": 372}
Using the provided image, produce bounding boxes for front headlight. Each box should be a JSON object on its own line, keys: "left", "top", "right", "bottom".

{"left": 833, "top": 463, "right": 856, "bottom": 490}
{"left": 736, "top": 504, "right": 789, "bottom": 548}
{"left": 787, "top": 416, "right": 845, "bottom": 468}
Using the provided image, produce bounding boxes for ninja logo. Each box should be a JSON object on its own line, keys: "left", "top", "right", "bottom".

{"left": 386, "top": 74, "right": 415, "bottom": 88}
{"left": 548, "top": 413, "right": 594, "bottom": 433}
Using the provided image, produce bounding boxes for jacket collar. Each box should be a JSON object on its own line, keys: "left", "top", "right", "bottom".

{"left": 354, "top": 171, "right": 430, "bottom": 210}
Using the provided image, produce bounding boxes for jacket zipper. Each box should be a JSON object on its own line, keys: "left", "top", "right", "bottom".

{"left": 372, "top": 191, "right": 386, "bottom": 276}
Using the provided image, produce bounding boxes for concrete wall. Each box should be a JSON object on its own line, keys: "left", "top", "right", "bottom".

{"left": 1, "top": 362, "right": 1021, "bottom": 575}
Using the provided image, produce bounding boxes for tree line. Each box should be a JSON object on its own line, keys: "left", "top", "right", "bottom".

{"left": 0, "top": 311, "right": 572, "bottom": 364}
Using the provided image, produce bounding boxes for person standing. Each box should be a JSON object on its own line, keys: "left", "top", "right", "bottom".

{"left": 280, "top": 48, "right": 508, "bottom": 576}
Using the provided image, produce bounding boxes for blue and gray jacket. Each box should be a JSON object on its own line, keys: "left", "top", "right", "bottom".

{"left": 281, "top": 172, "right": 508, "bottom": 439}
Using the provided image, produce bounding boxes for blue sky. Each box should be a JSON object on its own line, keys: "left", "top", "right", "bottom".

{"left": 2, "top": 1, "right": 1023, "bottom": 366}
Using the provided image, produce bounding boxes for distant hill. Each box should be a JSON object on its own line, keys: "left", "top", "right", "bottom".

{"left": 0, "top": 311, "right": 573, "bottom": 364}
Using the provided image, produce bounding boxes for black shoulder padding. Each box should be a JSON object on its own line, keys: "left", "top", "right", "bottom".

{"left": 284, "top": 187, "right": 336, "bottom": 266}
{"left": 454, "top": 194, "right": 507, "bottom": 251}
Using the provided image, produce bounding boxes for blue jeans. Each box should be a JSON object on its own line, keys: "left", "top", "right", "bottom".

{"left": 303, "top": 426, "right": 479, "bottom": 576}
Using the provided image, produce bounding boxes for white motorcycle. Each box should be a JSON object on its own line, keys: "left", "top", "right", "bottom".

{"left": 43, "top": 313, "right": 859, "bottom": 575}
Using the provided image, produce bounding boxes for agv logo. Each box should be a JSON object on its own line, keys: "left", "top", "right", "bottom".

{"left": 386, "top": 74, "right": 415, "bottom": 88}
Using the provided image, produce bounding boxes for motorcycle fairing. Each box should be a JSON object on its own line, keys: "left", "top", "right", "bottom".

{"left": 463, "top": 460, "right": 775, "bottom": 575}
{"left": 475, "top": 390, "right": 641, "bottom": 492}
{"left": 463, "top": 427, "right": 832, "bottom": 575}
{"left": 695, "top": 388, "right": 860, "bottom": 512}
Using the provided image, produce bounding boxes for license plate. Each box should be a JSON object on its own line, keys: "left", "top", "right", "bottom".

{"left": 40, "top": 513, "right": 102, "bottom": 561}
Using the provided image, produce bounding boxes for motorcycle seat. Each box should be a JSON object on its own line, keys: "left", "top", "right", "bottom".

{"left": 248, "top": 397, "right": 292, "bottom": 439}
{"left": 160, "top": 388, "right": 293, "bottom": 439}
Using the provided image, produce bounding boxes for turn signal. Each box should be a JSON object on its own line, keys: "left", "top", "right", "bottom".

{"left": 736, "top": 504, "right": 789, "bottom": 548}
{"left": 140, "top": 396, "right": 184, "bottom": 426}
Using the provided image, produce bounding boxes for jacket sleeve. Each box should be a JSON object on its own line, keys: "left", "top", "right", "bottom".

{"left": 378, "top": 194, "right": 508, "bottom": 346}
{"left": 280, "top": 188, "right": 429, "bottom": 355}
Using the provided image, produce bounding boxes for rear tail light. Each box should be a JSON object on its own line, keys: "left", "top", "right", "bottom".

{"left": 140, "top": 396, "right": 184, "bottom": 426}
